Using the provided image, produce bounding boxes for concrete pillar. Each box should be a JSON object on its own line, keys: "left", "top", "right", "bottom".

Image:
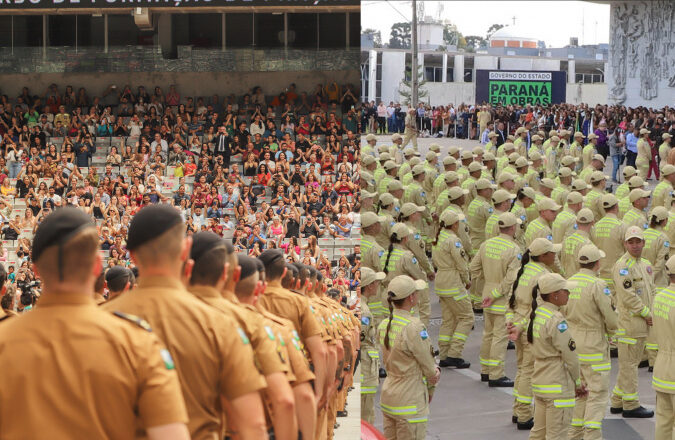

{"left": 104, "top": 14, "right": 108, "bottom": 53}
{"left": 158, "top": 14, "right": 173, "bottom": 58}
{"left": 418, "top": 52, "right": 424, "bottom": 79}
{"left": 568, "top": 59, "right": 576, "bottom": 84}
{"left": 454, "top": 54, "right": 464, "bottom": 82}
{"left": 222, "top": 13, "right": 226, "bottom": 51}
{"left": 442, "top": 53, "right": 448, "bottom": 82}
{"left": 345, "top": 13, "right": 349, "bottom": 48}
{"left": 368, "top": 50, "right": 377, "bottom": 102}
{"left": 42, "top": 15, "right": 47, "bottom": 59}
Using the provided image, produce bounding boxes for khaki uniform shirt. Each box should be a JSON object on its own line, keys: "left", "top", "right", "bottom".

{"left": 652, "top": 180, "right": 673, "bottom": 209}
{"left": 383, "top": 243, "right": 427, "bottom": 286}
{"left": 104, "top": 277, "right": 265, "bottom": 440}
{"left": 652, "top": 284, "right": 675, "bottom": 394}
{"left": 531, "top": 301, "right": 581, "bottom": 403}
{"left": 432, "top": 230, "right": 470, "bottom": 300}
{"left": 561, "top": 230, "right": 592, "bottom": 278}
{"left": 360, "top": 302, "right": 379, "bottom": 394}
{"left": 361, "top": 233, "right": 386, "bottom": 272}
{"left": 551, "top": 208, "right": 577, "bottom": 244}
{"left": 612, "top": 254, "right": 654, "bottom": 339}
{"left": 623, "top": 207, "right": 649, "bottom": 231}
{"left": 404, "top": 221, "right": 433, "bottom": 276}
{"left": 591, "top": 213, "right": 627, "bottom": 290}
{"left": 642, "top": 227, "right": 670, "bottom": 287}
{"left": 509, "top": 261, "right": 550, "bottom": 331}
{"left": 0, "top": 292, "right": 188, "bottom": 439}
{"left": 466, "top": 195, "right": 493, "bottom": 255}
{"left": 258, "top": 284, "right": 323, "bottom": 344}
{"left": 615, "top": 182, "right": 630, "bottom": 200}
{"left": 584, "top": 188, "right": 606, "bottom": 221}
{"left": 523, "top": 217, "right": 554, "bottom": 248}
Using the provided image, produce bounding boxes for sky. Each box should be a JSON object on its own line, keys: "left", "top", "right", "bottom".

{"left": 362, "top": 1, "right": 611, "bottom": 48}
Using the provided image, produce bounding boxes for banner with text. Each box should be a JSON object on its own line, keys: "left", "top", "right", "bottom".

{"left": 0, "top": 0, "right": 358, "bottom": 9}
{"left": 475, "top": 70, "right": 566, "bottom": 106}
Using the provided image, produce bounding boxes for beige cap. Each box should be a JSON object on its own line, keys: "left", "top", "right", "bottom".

{"left": 429, "top": 144, "right": 441, "bottom": 153}
{"left": 391, "top": 133, "right": 402, "bottom": 142}
{"left": 497, "top": 212, "right": 522, "bottom": 228}
{"left": 493, "top": 189, "right": 517, "bottom": 204}
{"left": 587, "top": 133, "right": 598, "bottom": 140}
{"left": 361, "top": 189, "right": 378, "bottom": 199}
{"left": 593, "top": 154, "right": 605, "bottom": 163}
{"left": 507, "top": 135, "right": 515, "bottom": 142}
{"left": 529, "top": 237, "right": 562, "bottom": 257}
{"left": 623, "top": 166, "right": 637, "bottom": 178}
{"left": 361, "top": 267, "right": 386, "bottom": 287}
{"left": 448, "top": 186, "right": 469, "bottom": 200}
{"left": 503, "top": 142, "right": 515, "bottom": 152}
{"left": 529, "top": 150, "right": 543, "bottom": 161}
{"left": 444, "top": 171, "right": 460, "bottom": 184}
{"left": 461, "top": 150, "right": 474, "bottom": 160}
{"left": 508, "top": 152, "right": 520, "bottom": 163}
{"left": 560, "top": 156, "right": 579, "bottom": 167}
{"left": 538, "top": 273, "right": 575, "bottom": 295}
{"left": 516, "top": 127, "right": 526, "bottom": 135}
{"left": 538, "top": 197, "right": 561, "bottom": 212}
{"left": 475, "top": 178, "right": 496, "bottom": 191}
{"left": 628, "top": 176, "right": 648, "bottom": 189}
{"left": 362, "top": 155, "right": 376, "bottom": 166}
{"left": 472, "top": 146, "right": 485, "bottom": 156}
{"left": 571, "top": 179, "right": 589, "bottom": 191}
{"left": 601, "top": 193, "right": 619, "bottom": 209}
{"left": 662, "top": 164, "right": 675, "bottom": 176}
{"left": 484, "top": 152, "right": 496, "bottom": 161}
{"left": 488, "top": 131, "right": 498, "bottom": 138}
{"left": 497, "top": 172, "right": 515, "bottom": 185}
{"left": 590, "top": 171, "right": 609, "bottom": 184}
{"left": 515, "top": 157, "right": 531, "bottom": 168}
{"left": 390, "top": 222, "right": 411, "bottom": 239}
{"left": 559, "top": 167, "right": 576, "bottom": 178}
{"left": 442, "top": 156, "right": 457, "bottom": 166}
{"left": 663, "top": 133, "right": 673, "bottom": 140}
{"left": 532, "top": 134, "right": 542, "bottom": 142}
{"left": 629, "top": 188, "right": 651, "bottom": 203}
{"left": 577, "top": 244, "right": 606, "bottom": 264}
{"left": 361, "top": 212, "right": 386, "bottom": 228}
{"left": 574, "top": 131, "right": 584, "bottom": 139}
{"left": 379, "top": 192, "right": 395, "bottom": 206}
{"left": 379, "top": 152, "right": 391, "bottom": 162}
{"left": 576, "top": 208, "right": 595, "bottom": 224}
{"left": 560, "top": 130, "right": 570, "bottom": 137}
{"left": 403, "top": 148, "right": 416, "bottom": 157}
{"left": 426, "top": 151, "right": 439, "bottom": 162}
{"left": 409, "top": 157, "right": 422, "bottom": 167}
{"left": 365, "top": 133, "right": 377, "bottom": 142}
{"left": 448, "top": 146, "right": 460, "bottom": 155}
{"left": 666, "top": 255, "right": 675, "bottom": 275}
{"left": 377, "top": 144, "right": 389, "bottom": 153}
{"left": 468, "top": 161, "right": 486, "bottom": 173}
{"left": 566, "top": 191, "right": 584, "bottom": 205}
{"left": 640, "top": 128, "right": 651, "bottom": 135}
{"left": 388, "top": 275, "right": 427, "bottom": 300}
{"left": 440, "top": 209, "right": 465, "bottom": 225}
{"left": 412, "top": 164, "right": 426, "bottom": 176}
{"left": 383, "top": 160, "right": 399, "bottom": 171}
{"left": 649, "top": 206, "right": 669, "bottom": 222}
{"left": 540, "top": 178, "right": 557, "bottom": 190}
{"left": 537, "top": 130, "right": 545, "bottom": 137}
{"left": 400, "top": 202, "right": 425, "bottom": 217}
{"left": 624, "top": 225, "right": 645, "bottom": 241}
{"left": 387, "top": 179, "right": 404, "bottom": 192}
{"left": 521, "top": 186, "right": 537, "bottom": 200}
{"left": 551, "top": 136, "right": 560, "bottom": 142}
{"left": 549, "top": 129, "right": 558, "bottom": 137}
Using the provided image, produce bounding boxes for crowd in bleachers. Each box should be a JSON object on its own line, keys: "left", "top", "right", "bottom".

{"left": 0, "top": 81, "right": 363, "bottom": 303}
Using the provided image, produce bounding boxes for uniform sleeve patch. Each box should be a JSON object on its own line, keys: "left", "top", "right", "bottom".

{"left": 264, "top": 325, "right": 276, "bottom": 341}
{"left": 488, "top": 207, "right": 494, "bottom": 213}
{"left": 646, "top": 266, "right": 653, "bottom": 275}
{"left": 361, "top": 316, "right": 371, "bottom": 326}
{"left": 394, "top": 206, "right": 400, "bottom": 212}
{"left": 568, "top": 339, "right": 576, "bottom": 351}
{"left": 390, "top": 221, "right": 396, "bottom": 226}
{"left": 455, "top": 241, "right": 462, "bottom": 248}
{"left": 414, "top": 233, "right": 421, "bottom": 240}
{"left": 520, "top": 215, "right": 526, "bottom": 221}
{"left": 557, "top": 321, "right": 568, "bottom": 333}
{"left": 666, "top": 241, "right": 670, "bottom": 248}
{"left": 420, "top": 330, "right": 429, "bottom": 340}
{"left": 160, "top": 348, "right": 175, "bottom": 370}
{"left": 546, "top": 235, "right": 553, "bottom": 241}
{"left": 412, "top": 257, "right": 418, "bottom": 264}
{"left": 378, "top": 250, "right": 384, "bottom": 257}
{"left": 421, "top": 191, "right": 426, "bottom": 197}
{"left": 237, "top": 327, "right": 250, "bottom": 344}
{"left": 113, "top": 311, "right": 153, "bottom": 332}
{"left": 603, "top": 287, "right": 611, "bottom": 296}
{"left": 643, "top": 223, "right": 648, "bottom": 230}
{"left": 517, "top": 253, "right": 522, "bottom": 260}
{"left": 619, "top": 269, "right": 629, "bottom": 276}
{"left": 573, "top": 223, "right": 578, "bottom": 230}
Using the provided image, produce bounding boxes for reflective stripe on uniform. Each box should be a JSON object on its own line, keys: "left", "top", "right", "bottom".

{"left": 381, "top": 404, "right": 418, "bottom": 415}
{"left": 590, "top": 362, "right": 611, "bottom": 372}
{"left": 622, "top": 392, "right": 638, "bottom": 401}
{"left": 577, "top": 352, "right": 604, "bottom": 363}
{"left": 367, "top": 350, "right": 380, "bottom": 359}
{"left": 438, "top": 334, "right": 451, "bottom": 342}
{"left": 617, "top": 337, "right": 637, "bottom": 345}
{"left": 407, "top": 417, "right": 428, "bottom": 424}
{"left": 653, "top": 377, "right": 675, "bottom": 391}
{"left": 361, "top": 386, "right": 377, "bottom": 394}
{"left": 452, "top": 332, "right": 468, "bottom": 341}
{"left": 571, "top": 418, "right": 584, "bottom": 427}
{"left": 646, "top": 343, "right": 658, "bottom": 351}
{"left": 532, "top": 384, "right": 562, "bottom": 394}
{"left": 553, "top": 399, "right": 575, "bottom": 408}
{"left": 583, "top": 421, "right": 602, "bottom": 429}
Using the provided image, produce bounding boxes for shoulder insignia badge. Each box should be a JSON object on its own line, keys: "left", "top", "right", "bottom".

{"left": 420, "top": 330, "right": 429, "bottom": 340}
{"left": 415, "top": 233, "right": 421, "bottom": 240}
{"left": 237, "top": 327, "right": 250, "bottom": 345}
{"left": 455, "top": 241, "right": 462, "bottom": 248}
{"left": 573, "top": 223, "right": 578, "bottom": 230}
{"left": 361, "top": 316, "right": 371, "bottom": 326}
{"left": 646, "top": 266, "right": 652, "bottom": 275}
{"left": 520, "top": 215, "right": 526, "bottom": 221}
{"left": 264, "top": 325, "right": 276, "bottom": 341}
{"left": 619, "top": 268, "right": 629, "bottom": 276}
{"left": 546, "top": 235, "right": 553, "bottom": 241}
{"left": 517, "top": 253, "right": 522, "bottom": 260}
{"left": 603, "top": 287, "right": 611, "bottom": 296}
{"left": 421, "top": 191, "right": 426, "bottom": 197}
{"left": 378, "top": 250, "right": 384, "bottom": 257}
{"left": 643, "top": 223, "right": 648, "bottom": 230}
{"left": 488, "top": 207, "right": 494, "bottom": 213}
{"left": 394, "top": 206, "right": 400, "bottom": 212}
{"left": 113, "top": 311, "right": 152, "bottom": 332}
{"left": 666, "top": 241, "right": 670, "bottom": 248}
{"left": 160, "top": 348, "right": 175, "bottom": 370}
{"left": 557, "top": 321, "right": 568, "bottom": 333}
{"left": 390, "top": 221, "right": 395, "bottom": 227}
{"left": 568, "top": 339, "right": 576, "bottom": 351}
{"left": 412, "top": 257, "right": 418, "bottom": 264}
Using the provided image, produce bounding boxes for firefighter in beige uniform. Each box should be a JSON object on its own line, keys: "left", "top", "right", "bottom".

{"left": 591, "top": 194, "right": 627, "bottom": 297}
{"left": 528, "top": 273, "right": 587, "bottom": 440}
{"left": 470, "top": 212, "right": 522, "bottom": 386}
{"left": 378, "top": 275, "right": 441, "bottom": 440}
{"left": 551, "top": 191, "right": 584, "bottom": 244}
{"left": 360, "top": 212, "right": 389, "bottom": 328}
{"left": 360, "top": 267, "right": 385, "bottom": 424}
{"left": 566, "top": 244, "right": 618, "bottom": 440}
{"left": 561, "top": 208, "right": 594, "bottom": 278}
{"left": 652, "top": 255, "right": 675, "bottom": 439}
{"left": 375, "top": 193, "right": 398, "bottom": 249}
{"left": 636, "top": 128, "right": 652, "bottom": 180}
{"left": 466, "top": 178, "right": 496, "bottom": 308}
{"left": 609, "top": 226, "right": 655, "bottom": 418}
{"left": 507, "top": 238, "right": 560, "bottom": 430}
{"left": 622, "top": 188, "right": 651, "bottom": 230}
{"left": 432, "top": 210, "right": 473, "bottom": 369}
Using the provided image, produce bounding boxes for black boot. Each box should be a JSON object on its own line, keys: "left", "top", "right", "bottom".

{"left": 622, "top": 406, "right": 654, "bottom": 418}
{"left": 488, "top": 376, "right": 514, "bottom": 387}
{"left": 439, "top": 357, "right": 470, "bottom": 369}
{"left": 610, "top": 407, "right": 623, "bottom": 414}
{"left": 511, "top": 416, "right": 518, "bottom": 424}
{"left": 507, "top": 341, "right": 515, "bottom": 350}
{"left": 517, "top": 418, "right": 534, "bottom": 430}
{"left": 610, "top": 347, "right": 618, "bottom": 358}
{"left": 379, "top": 368, "right": 387, "bottom": 378}
{"left": 481, "top": 374, "right": 489, "bottom": 382}
{"left": 638, "top": 360, "right": 649, "bottom": 368}
{"left": 648, "top": 366, "right": 654, "bottom": 373}
{"left": 336, "top": 411, "right": 348, "bottom": 417}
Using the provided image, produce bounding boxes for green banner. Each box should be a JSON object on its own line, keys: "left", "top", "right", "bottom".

{"left": 488, "top": 80, "right": 552, "bottom": 106}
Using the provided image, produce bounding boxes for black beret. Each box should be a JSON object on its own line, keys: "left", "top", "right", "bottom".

{"left": 237, "top": 255, "right": 259, "bottom": 279}
{"left": 258, "top": 249, "right": 284, "bottom": 269}
{"left": 32, "top": 207, "right": 95, "bottom": 263}
{"left": 126, "top": 204, "right": 183, "bottom": 251}
{"left": 190, "top": 231, "right": 225, "bottom": 262}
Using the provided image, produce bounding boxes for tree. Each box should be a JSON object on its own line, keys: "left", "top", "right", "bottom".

{"left": 362, "top": 28, "right": 382, "bottom": 48}
{"left": 388, "top": 22, "right": 411, "bottom": 49}
{"left": 485, "top": 23, "right": 505, "bottom": 40}
{"left": 464, "top": 35, "right": 486, "bottom": 52}
{"left": 399, "top": 61, "right": 428, "bottom": 106}
{"left": 443, "top": 23, "right": 460, "bottom": 46}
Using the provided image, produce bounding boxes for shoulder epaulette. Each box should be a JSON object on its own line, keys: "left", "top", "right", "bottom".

{"left": 113, "top": 311, "right": 153, "bottom": 332}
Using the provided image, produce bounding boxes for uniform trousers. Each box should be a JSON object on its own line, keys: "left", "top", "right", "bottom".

{"left": 401, "top": 130, "right": 418, "bottom": 150}
{"left": 417, "top": 287, "right": 430, "bottom": 329}
{"left": 569, "top": 364, "right": 610, "bottom": 440}
{"left": 611, "top": 337, "right": 646, "bottom": 410}
{"left": 636, "top": 157, "right": 649, "bottom": 180}
{"left": 361, "top": 394, "right": 375, "bottom": 424}
{"left": 315, "top": 407, "right": 327, "bottom": 440}
{"left": 655, "top": 391, "right": 675, "bottom": 440}
{"left": 437, "top": 295, "right": 473, "bottom": 359}
{"left": 382, "top": 415, "right": 426, "bottom": 440}
{"left": 513, "top": 332, "right": 534, "bottom": 423}
{"left": 529, "top": 397, "right": 572, "bottom": 440}
{"left": 646, "top": 329, "right": 658, "bottom": 366}
{"left": 479, "top": 312, "right": 508, "bottom": 380}
{"left": 326, "top": 393, "right": 337, "bottom": 440}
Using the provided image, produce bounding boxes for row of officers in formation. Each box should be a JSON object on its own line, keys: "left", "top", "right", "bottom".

{"left": 359, "top": 130, "right": 675, "bottom": 440}
{"left": 0, "top": 204, "right": 360, "bottom": 440}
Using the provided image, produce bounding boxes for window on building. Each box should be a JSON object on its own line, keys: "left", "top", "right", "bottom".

{"left": 49, "top": 15, "right": 76, "bottom": 47}
{"left": 464, "top": 68, "right": 473, "bottom": 82}
{"left": 226, "top": 13, "right": 253, "bottom": 48}
{"left": 288, "top": 13, "right": 317, "bottom": 49}
{"left": 108, "top": 14, "right": 153, "bottom": 46}
{"left": 187, "top": 13, "right": 222, "bottom": 48}
{"left": 318, "top": 13, "right": 345, "bottom": 48}
{"left": 255, "top": 13, "right": 283, "bottom": 48}
{"left": 348, "top": 12, "right": 359, "bottom": 48}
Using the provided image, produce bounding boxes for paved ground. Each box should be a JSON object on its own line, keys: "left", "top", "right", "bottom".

{"left": 361, "top": 134, "right": 657, "bottom": 439}
{"left": 335, "top": 366, "right": 360, "bottom": 440}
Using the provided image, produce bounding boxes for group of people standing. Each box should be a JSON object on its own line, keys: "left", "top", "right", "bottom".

{"left": 360, "top": 128, "right": 675, "bottom": 439}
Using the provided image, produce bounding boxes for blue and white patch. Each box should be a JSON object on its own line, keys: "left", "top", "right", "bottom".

{"left": 394, "top": 206, "right": 400, "bottom": 212}
{"left": 160, "top": 349, "right": 175, "bottom": 370}
{"left": 517, "top": 253, "right": 522, "bottom": 260}
{"left": 643, "top": 223, "right": 649, "bottom": 230}
{"left": 361, "top": 316, "right": 371, "bottom": 326}
{"left": 420, "top": 330, "right": 429, "bottom": 340}
{"left": 412, "top": 257, "right": 418, "bottom": 264}
{"left": 455, "top": 241, "right": 462, "bottom": 248}
{"left": 603, "top": 287, "right": 611, "bottom": 296}
{"left": 666, "top": 241, "right": 670, "bottom": 248}
{"left": 573, "top": 223, "right": 578, "bottom": 230}
{"left": 390, "top": 221, "right": 396, "bottom": 227}
{"left": 488, "top": 207, "right": 494, "bottom": 214}
{"left": 520, "top": 215, "right": 527, "bottom": 222}
{"left": 619, "top": 268, "right": 629, "bottom": 276}
{"left": 557, "top": 321, "right": 568, "bottom": 333}
{"left": 546, "top": 235, "right": 553, "bottom": 241}
{"left": 414, "top": 233, "right": 421, "bottom": 240}
{"left": 378, "top": 250, "right": 384, "bottom": 257}
{"left": 421, "top": 191, "right": 426, "bottom": 197}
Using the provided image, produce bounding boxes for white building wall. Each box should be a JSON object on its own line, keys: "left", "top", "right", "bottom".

{"left": 381, "top": 51, "right": 406, "bottom": 104}
{"left": 474, "top": 56, "right": 499, "bottom": 70}
{"left": 532, "top": 59, "right": 560, "bottom": 71}
{"left": 417, "top": 22, "right": 444, "bottom": 50}
{"left": 566, "top": 83, "right": 608, "bottom": 106}
{"left": 500, "top": 58, "right": 534, "bottom": 70}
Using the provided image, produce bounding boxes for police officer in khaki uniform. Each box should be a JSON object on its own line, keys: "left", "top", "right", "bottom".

{"left": 401, "top": 203, "right": 435, "bottom": 279}
{"left": 652, "top": 165, "right": 675, "bottom": 208}
{"left": 360, "top": 212, "right": 388, "bottom": 329}
{"left": 618, "top": 176, "right": 648, "bottom": 219}
{"left": 643, "top": 206, "right": 671, "bottom": 288}
{"left": 378, "top": 275, "right": 441, "bottom": 440}
{"left": 185, "top": 233, "right": 297, "bottom": 440}
{"left": 401, "top": 108, "right": 418, "bottom": 150}
{"left": 566, "top": 244, "right": 618, "bottom": 440}
{"left": 0, "top": 208, "right": 190, "bottom": 439}
{"left": 561, "top": 208, "right": 594, "bottom": 277}
{"left": 376, "top": 193, "right": 398, "bottom": 248}
{"left": 432, "top": 210, "right": 473, "bottom": 369}
{"left": 584, "top": 171, "right": 608, "bottom": 221}
{"left": 636, "top": 128, "right": 652, "bottom": 179}
{"left": 470, "top": 212, "right": 522, "bottom": 386}
{"left": 524, "top": 197, "right": 560, "bottom": 248}
{"left": 466, "top": 178, "right": 496, "bottom": 255}
{"left": 103, "top": 205, "right": 267, "bottom": 439}
{"left": 550, "top": 167, "right": 575, "bottom": 207}
{"left": 551, "top": 191, "right": 584, "bottom": 244}
{"left": 592, "top": 194, "right": 627, "bottom": 295}
{"left": 653, "top": 255, "right": 675, "bottom": 439}
{"left": 528, "top": 273, "right": 587, "bottom": 440}
{"left": 616, "top": 166, "right": 638, "bottom": 198}
{"left": 609, "top": 226, "right": 655, "bottom": 418}
{"left": 433, "top": 172, "right": 460, "bottom": 216}
{"left": 360, "top": 268, "right": 385, "bottom": 424}
{"left": 438, "top": 186, "right": 472, "bottom": 253}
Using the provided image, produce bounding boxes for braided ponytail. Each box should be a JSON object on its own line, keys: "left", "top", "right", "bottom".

{"left": 384, "top": 292, "right": 395, "bottom": 350}
{"left": 527, "top": 284, "right": 540, "bottom": 344}
{"left": 509, "top": 249, "right": 531, "bottom": 309}
{"left": 383, "top": 233, "right": 399, "bottom": 274}
{"left": 432, "top": 221, "right": 446, "bottom": 247}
